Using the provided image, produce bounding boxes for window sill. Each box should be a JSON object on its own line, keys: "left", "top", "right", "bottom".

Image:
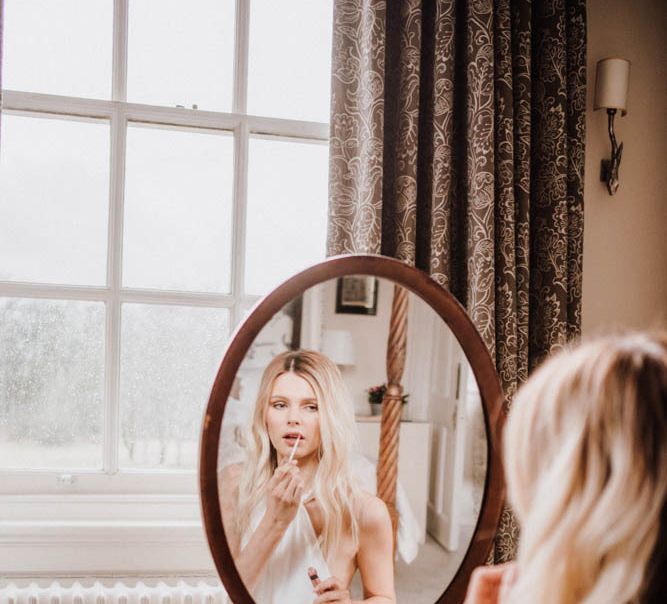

{"left": 0, "top": 470, "right": 198, "bottom": 496}
{"left": 0, "top": 494, "right": 216, "bottom": 576}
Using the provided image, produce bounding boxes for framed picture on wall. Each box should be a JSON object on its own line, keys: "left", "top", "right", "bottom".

{"left": 335, "top": 275, "right": 378, "bottom": 315}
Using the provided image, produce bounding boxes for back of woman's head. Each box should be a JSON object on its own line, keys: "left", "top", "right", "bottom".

{"left": 504, "top": 332, "right": 667, "bottom": 604}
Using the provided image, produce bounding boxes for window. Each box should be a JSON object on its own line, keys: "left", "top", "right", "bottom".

{"left": 0, "top": 0, "right": 333, "bottom": 497}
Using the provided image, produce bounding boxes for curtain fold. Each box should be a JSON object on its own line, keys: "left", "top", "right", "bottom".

{"left": 327, "top": 0, "right": 586, "bottom": 562}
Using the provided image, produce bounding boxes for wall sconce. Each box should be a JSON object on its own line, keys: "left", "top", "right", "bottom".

{"left": 594, "top": 57, "right": 630, "bottom": 195}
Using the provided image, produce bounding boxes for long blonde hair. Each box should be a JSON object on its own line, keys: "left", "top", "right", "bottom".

{"left": 236, "top": 349, "right": 360, "bottom": 561}
{"left": 504, "top": 332, "right": 667, "bottom": 604}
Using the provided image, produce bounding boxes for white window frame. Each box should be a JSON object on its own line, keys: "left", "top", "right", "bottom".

{"left": 0, "top": 0, "right": 330, "bottom": 575}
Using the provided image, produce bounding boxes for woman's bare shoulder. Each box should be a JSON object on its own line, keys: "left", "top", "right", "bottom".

{"left": 218, "top": 463, "right": 243, "bottom": 552}
{"left": 355, "top": 492, "right": 392, "bottom": 534}
{"left": 219, "top": 462, "right": 243, "bottom": 493}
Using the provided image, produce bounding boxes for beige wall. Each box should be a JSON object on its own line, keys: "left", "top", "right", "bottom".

{"left": 319, "top": 277, "right": 393, "bottom": 413}
{"left": 582, "top": 0, "right": 667, "bottom": 334}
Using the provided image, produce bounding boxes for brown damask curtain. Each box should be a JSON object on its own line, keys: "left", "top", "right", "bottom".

{"left": 327, "top": 0, "right": 586, "bottom": 562}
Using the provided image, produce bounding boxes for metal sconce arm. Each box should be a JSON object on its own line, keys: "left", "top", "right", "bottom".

{"left": 601, "top": 108, "right": 623, "bottom": 195}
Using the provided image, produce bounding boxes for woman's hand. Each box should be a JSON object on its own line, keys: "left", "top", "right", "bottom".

{"left": 312, "top": 576, "right": 351, "bottom": 604}
{"left": 265, "top": 459, "right": 304, "bottom": 527}
{"left": 463, "top": 562, "right": 516, "bottom": 604}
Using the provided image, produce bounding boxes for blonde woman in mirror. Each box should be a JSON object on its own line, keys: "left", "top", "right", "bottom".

{"left": 219, "top": 350, "right": 395, "bottom": 604}
{"left": 465, "top": 332, "right": 667, "bottom": 604}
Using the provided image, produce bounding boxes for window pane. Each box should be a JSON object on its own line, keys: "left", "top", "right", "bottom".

{"left": 123, "top": 125, "right": 234, "bottom": 293}
{"left": 245, "top": 137, "right": 328, "bottom": 295}
{"left": 248, "top": 0, "right": 333, "bottom": 122}
{"left": 127, "top": 0, "right": 235, "bottom": 111}
{"left": 0, "top": 298, "right": 105, "bottom": 470}
{"left": 3, "top": 0, "right": 112, "bottom": 99}
{"left": 119, "top": 303, "right": 229, "bottom": 469}
{"left": 0, "top": 114, "right": 110, "bottom": 285}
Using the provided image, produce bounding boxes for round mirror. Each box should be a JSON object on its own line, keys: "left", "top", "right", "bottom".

{"left": 200, "top": 255, "right": 504, "bottom": 603}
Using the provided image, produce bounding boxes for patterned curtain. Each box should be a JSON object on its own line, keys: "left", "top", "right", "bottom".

{"left": 327, "top": 0, "right": 586, "bottom": 562}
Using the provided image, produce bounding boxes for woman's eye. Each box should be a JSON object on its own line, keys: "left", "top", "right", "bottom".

{"left": 305, "top": 404, "right": 318, "bottom": 412}
{"left": 272, "top": 401, "right": 287, "bottom": 409}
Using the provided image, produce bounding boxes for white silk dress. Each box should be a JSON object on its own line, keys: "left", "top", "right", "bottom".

{"left": 241, "top": 496, "right": 330, "bottom": 603}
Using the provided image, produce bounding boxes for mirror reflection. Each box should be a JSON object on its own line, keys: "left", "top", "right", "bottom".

{"left": 218, "top": 277, "right": 487, "bottom": 602}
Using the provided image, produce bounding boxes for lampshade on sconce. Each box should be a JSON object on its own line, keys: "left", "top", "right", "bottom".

{"left": 321, "top": 329, "right": 356, "bottom": 366}
{"left": 594, "top": 58, "right": 630, "bottom": 114}
{"left": 594, "top": 57, "right": 630, "bottom": 195}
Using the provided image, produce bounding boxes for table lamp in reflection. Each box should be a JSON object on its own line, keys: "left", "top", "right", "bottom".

{"left": 321, "top": 329, "right": 356, "bottom": 367}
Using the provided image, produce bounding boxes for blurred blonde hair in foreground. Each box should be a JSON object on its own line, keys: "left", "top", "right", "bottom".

{"left": 504, "top": 332, "right": 667, "bottom": 604}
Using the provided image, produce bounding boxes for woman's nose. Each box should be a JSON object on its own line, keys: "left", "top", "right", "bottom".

{"left": 287, "top": 408, "right": 301, "bottom": 424}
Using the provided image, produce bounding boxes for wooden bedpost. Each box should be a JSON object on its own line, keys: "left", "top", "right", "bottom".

{"left": 376, "top": 283, "right": 408, "bottom": 546}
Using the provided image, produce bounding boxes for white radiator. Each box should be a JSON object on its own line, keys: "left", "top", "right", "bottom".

{"left": 0, "top": 580, "right": 227, "bottom": 604}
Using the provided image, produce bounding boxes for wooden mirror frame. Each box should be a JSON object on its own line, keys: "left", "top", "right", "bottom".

{"left": 200, "top": 254, "right": 506, "bottom": 603}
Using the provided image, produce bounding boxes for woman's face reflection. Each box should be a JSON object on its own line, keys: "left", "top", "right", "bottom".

{"left": 265, "top": 372, "right": 321, "bottom": 462}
